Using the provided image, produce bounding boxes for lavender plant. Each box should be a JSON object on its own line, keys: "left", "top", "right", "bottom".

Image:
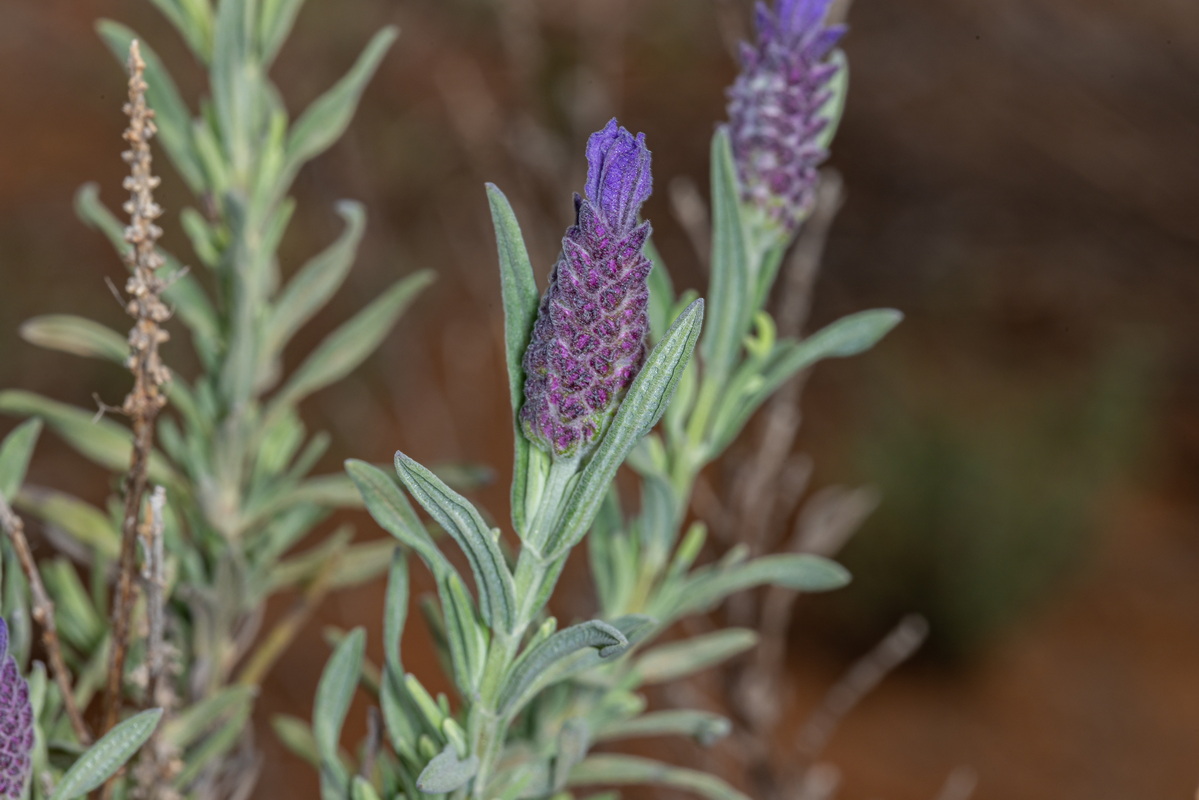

{"left": 0, "top": 0, "right": 424, "bottom": 795}
{"left": 301, "top": 5, "right": 897, "bottom": 797}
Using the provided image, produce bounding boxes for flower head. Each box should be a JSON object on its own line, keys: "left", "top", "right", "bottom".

{"left": 520, "top": 119, "right": 654, "bottom": 458}
{"left": 0, "top": 620, "right": 33, "bottom": 800}
{"left": 726, "top": 0, "right": 846, "bottom": 232}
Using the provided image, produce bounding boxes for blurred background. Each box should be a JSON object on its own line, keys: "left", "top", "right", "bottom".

{"left": 1, "top": 0, "right": 1197, "bottom": 798}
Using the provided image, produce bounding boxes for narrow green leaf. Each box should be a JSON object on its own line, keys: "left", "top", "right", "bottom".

{"left": 273, "top": 271, "right": 433, "bottom": 408}
{"left": 436, "top": 571, "right": 488, "bottom": 696}
{"left": 346, "top": 460, "right": 456, "bottom": 582}
{"left": 210, "top": 0, "right": 255, "bottom": 173}
{"left": 393, "top": 452, "right": 516, "bottom": 632}
{"left": 267, "top": 201, "right": 367, "bottom": 356}
{"left": 173, "top": 701, "right": 253, "bottom": 787}
{"left": 0, "top": 391, "right": 176, "bottom": 485}
{"left": 0, "top": 419, "right": 42, "bottom": 501}
{"left": 485, "top": 183, "right": 541, "bottom": 537}
{"left": 416, "top": 743, "right": 479, "bottom": 794}
{"left": 545, "top": 300, "right": 704, "bottom": 559}
{"left": 666, "top": 554, "right": 851, "bottom": 621}
{"left": 50, "top": 709, "right": 162, "bottom": 800}
{"left": 314, "top": 627, "right": 365, "bottom": 762}
{"left": 259, "top": 0, "right": 306, "bottom": 66}
{"left": 597, "top": 709, "right": 731, "bottom": 746}
{"left": 284, "top": 27, "right": 398, "bottom": 179}
{"left": 95, "top": 22, "right": 205, "bottom": 193}
{"left": 350, "top": 777, "right": 382, "bottom": 800}
{"left": 149, "top": 0, "right": 214, "bottom": 61}
{"left": 634, "top": 629, "right": 758, "bottom": 685}
{"left": 271, "top": 714, "right": 321, "bottom": 767}
{"left": 163, "top": 686, "right": 257, "bottom": 749}
{"left": 498, "top": 620, "right": 629, "bottom": 716}
{"left": 699, "top": 128, "right": 750, "bottom": 383}
{"left": 709, "top": 309, "right": 902, "bottom": 452}
{"left": 19, "top": 316, "right": 128, "bottom": 365}
{"left": 568, "top": 754, "right": 752, "bottom": 800}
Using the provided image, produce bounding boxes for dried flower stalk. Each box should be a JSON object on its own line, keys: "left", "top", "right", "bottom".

{"left": 102, "top": 39, "right": 172, "bottom": 740}
{"left": 0, "top": 494, "right": 91, "bottom": 743}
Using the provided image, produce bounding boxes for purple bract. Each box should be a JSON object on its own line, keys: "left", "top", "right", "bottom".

{"left": 726, "top": 0, "right": 846, "bottom": 232}
{"left": 520, "top": 118, "right": 653, "bottom": 458}
{"left": 0, "top": 619, "right": 32, "bottom": 800}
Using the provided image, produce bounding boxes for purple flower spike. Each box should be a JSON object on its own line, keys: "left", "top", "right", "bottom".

{"left": 520, "top": 119, "right": 654, "bottom": 458}
{"left": 0, "top": 620, "right": 32, "bottom": 800}
{"left": 726, "top": 0, "right": 846, "bottom": 232}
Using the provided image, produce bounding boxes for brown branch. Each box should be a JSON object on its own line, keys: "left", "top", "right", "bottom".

{"left": 0, "top": 495, "right": 92, "bottom": 743}
{"left": 102, "top": 38, "right": 172, "bottom": 741}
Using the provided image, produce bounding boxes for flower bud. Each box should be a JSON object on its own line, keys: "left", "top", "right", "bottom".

{"left": 520, "top": 119, "right": 653, "bottom": 458}
{"left": 0, "top": 620, "right": 32, "bottom": 800}
{"left": 726, "top": 0, "right": 846, "bottom": 232}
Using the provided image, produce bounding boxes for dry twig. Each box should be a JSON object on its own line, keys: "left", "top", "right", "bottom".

{"left": 103, "top": 37, "right": 173, "bottom": 740}
{"left": 0, "top": 495, "right": 91, "bottom": 743}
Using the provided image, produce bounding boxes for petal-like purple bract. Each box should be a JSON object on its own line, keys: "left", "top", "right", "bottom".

{"left": 727, "top": 0, "right": 846, "bottom": 232}
{"left": 521, "top": 119, "right": 653, "bottom": 458}
{"left": 0, "top": 620, "right": 31, "bottom": 800}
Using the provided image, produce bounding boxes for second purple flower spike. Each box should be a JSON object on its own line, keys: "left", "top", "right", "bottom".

{"left": 520, "top": 119, "right": 654, "bottom": 458}
{"left": 0, "top": 619, "right": 32, "bottom": 800}
{"left": 726, "top": 0, "right": 846, "bottom": 233}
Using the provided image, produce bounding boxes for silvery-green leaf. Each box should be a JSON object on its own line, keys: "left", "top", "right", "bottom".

{"left": 568, "top": 754, "right": 751, "bottom": 800}
{"left": 644, "top": 238, "right": 676, "bottom": 344}
{"left": 436, "top": 571, "right": 488, "bottom": 696}
{"left": 699, "top": 128, "right": 750, "bottom": 384}
{"left": 633, "top": 629, "right": 758, "bottom": 686}
{"left": 174, "top": 700, "right": 253, "bottom": 788}
{"left": 273, "top": 271, "right": 433, "bottom": 409}
{"left": 346, "top": 459, "right": 457, "bottom": 583}
{"left": 709, "top": 309, "right": 903, "bottom": 453}
{"left": 498, "top": 620, "right": 629, "bottom": 716}
{"left": 597, "top": 709, "right": 731, "bottom": 746}
{"left": 40, "top": 560, "right": 103, "bottom": 650}
{"left": 95, "top": 23, "right": 205, "bottom": 193}
{"left": 272, "top": 714, "right": 321, "bottom": 767}
{"left": 259, "top": 0, "right": 306, "bottom": 66}
{"left": 0, "top": 392, "right": 176, "bottom": 485}
{"left": 545, "top": 300, "right": 704, "bottom": 560}
{"left": 267, "top": 201, "right": 366, "bottom": 356}
{"left": 350, "top": 777, "right": 382, "bottom": 800}
{"left": 269, "top": 534, "right": 395, "bottom": 592}
{"left": 816, "top": 50, "right": 849, "bottom": 150}
{"left": 164, "top": 685, "right": 257, "bottom": 749}
{"left": 663, "top": 522, "right": 707, "bottom": 587}
{"left": 180, "top": 206, "right": 222, "bottom": 268}
{"left": 0, "top": 419, "right": 41, "bottom": 501}
{"left": 49, "top": 708, "right": 162, "bottom": 800}
{"left": 394, "top": 452, "right": 516, "bottom": 632}
{"left": 243, "top": 472, "right": 363, "bottom": 532}
{"left": 314, "top": 627, "right": 364, "bottom": 762}
{"left": 19, "top": 316, "right": 128, "bottom": 365}
{"left": 485, "top": 183, "right": 541, "bottom": 537}
{"left": 148, "top": 0, "right": 213, "bottom": 61}
{"left": 416, "top": 743, "right": 479, "bottom": 794}
{"left": 665, "top": 554, "right": 850, "bottom": 621}
{"left": 284, "top": 27, "right": 398, "bottom": 181}
{"left": 552, "top": 718, "right": 592, "bottom": 791}
{"left": 210, "top": 0, "right": 258, "bottom": 174}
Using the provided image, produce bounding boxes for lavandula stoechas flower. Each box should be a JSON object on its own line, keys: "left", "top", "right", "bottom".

{"left": 726, "top": 0, "right": 846, "bottom": 232}
{"left": 0, "top": 620, "right": 32, "bottom": 800}
{"left": 520, "top": 119, "right": 653, "bottom": 458}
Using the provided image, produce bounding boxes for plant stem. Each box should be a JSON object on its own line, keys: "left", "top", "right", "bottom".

{"left": 0, "top": 495, "right": 92, "bottom": 744}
